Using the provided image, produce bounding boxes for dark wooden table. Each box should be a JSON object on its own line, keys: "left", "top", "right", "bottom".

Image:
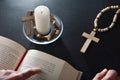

{"left": 0, "top": 0, "right": 120, "bottom": 80}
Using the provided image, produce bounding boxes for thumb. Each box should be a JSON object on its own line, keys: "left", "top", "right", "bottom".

{"left": 93, "top": 68, "right": 108, "bottom": 80}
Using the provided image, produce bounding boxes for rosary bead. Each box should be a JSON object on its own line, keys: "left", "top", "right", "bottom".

{"left": 101, "top": 7, "right": 110, "bottom": 13}
{"left": 100, "top": 29, "right": 104, "bottom": 32}
{"left": 116, "top": 9, "right": 120, "bottom": 14}
{"left": 94, "top": 18, "right": 98, "bottom": 28}
{"left": 113, "top": 14, "right": 118, "bottom": 22}
{"left": 98, "top": 28, "right": 109, "bottom": 32}
{"left": 94, "top": 22, "right": 98, "bottom": 28}
{"left": 102, "top": 29, "right": 106, "bottom": 32}
{"left": 101, "top": 9, "right": 106, "bottom": 13}
{"left": 93, "top": 28, "right": 98, "bottom": 32}
{"left": 96, "top": 12, "right": 102, "bottom": 18}
{"left": 115, "top": 5, "right": 119, "bottom": 8}
{"left": 110, "top": 6, "right": 114, "bottom": 9}
{"left": 94, "top": 18, "right": 98, "bottom": 23}
{"left": 109, "top": 22, "right": 115, "bottom": 29}
{"left": 109, "top": 26, "right": 113, "bottom": 29}
{"left": 110, "top": 6, "right": 117, "bottom": 9}
{"left": 98, "top": 29, "right": 101, "bottom": 32}
{"left": 104, "top": 28, "right": 109, "bottom": 31}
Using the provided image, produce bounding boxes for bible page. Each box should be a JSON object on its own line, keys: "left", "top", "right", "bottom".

{"left": 59, "top": 62, "right": 83, "bottom": 80}
{"left": 18, "top": 49, "right": 65, "bottom": 80}
{"left": 0, "top": 36, "right": 26, "bottom": 70}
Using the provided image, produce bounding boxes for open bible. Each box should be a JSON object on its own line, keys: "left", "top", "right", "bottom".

{"left": 0, "top": 36, "right": 82, "bottom": 80}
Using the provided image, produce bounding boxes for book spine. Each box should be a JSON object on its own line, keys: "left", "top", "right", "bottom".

{"left": 14, "top": 51, "right": 27, "bottom": 71}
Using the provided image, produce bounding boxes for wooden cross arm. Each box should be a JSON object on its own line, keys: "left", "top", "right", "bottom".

{"left": 22, "top": 16, "right": 34, "bottom": 22}
{"left": 82, "top": 32, "right": 100, "bottom": 43}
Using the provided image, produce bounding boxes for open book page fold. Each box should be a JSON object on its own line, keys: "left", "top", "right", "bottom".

{"left": 0, "top": 36, "right": 26, "bottom": 70}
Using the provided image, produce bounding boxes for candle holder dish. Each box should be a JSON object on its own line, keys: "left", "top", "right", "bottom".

{"left": 22, "top": 11, "right": 63, "bottom": 45}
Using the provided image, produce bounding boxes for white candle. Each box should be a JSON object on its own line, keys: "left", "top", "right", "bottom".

{"left": 34, "top": 5, "right": 50, "bottom": 35}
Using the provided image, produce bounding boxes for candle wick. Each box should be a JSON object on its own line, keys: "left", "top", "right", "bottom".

{"left": 40, "top": 11, "right": 43, "bottom": 14}
{"left": 40, "top": 8, "right": 44, "bottom": 14}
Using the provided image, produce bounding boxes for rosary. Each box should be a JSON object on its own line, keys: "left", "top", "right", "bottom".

{"left": 80, "top": 5, "right": 120, "bottom": 53}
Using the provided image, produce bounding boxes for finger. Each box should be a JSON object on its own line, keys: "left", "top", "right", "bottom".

{"left": 3, "top": 70, "right": 16, "bottom": 75}
{"left": 0, "top": 70, "right": 6, "bottom": 73}
{"left": 5, "top": 68, "right": 40, "bottom": 80}
{"left": 93, "top": 69, "right": 108, "bottom": 80}
{"left": 18, "top": 68, "right": 40, "bottom": 80}
{"left": 102, "top": 69, "right": 118, "bottom": 80}
{"left": 0, "top": 70, "right": 17, "bottom": 80}
{"left": 0, "top": 70, "right": 16, "bottom": 75}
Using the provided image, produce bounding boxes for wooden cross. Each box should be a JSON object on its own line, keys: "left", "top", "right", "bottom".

{"left": 80, "top": 31, "right": 100, "bottom": 53}
{"left": 22, "top": 11, "right": 34, "bottom": 35}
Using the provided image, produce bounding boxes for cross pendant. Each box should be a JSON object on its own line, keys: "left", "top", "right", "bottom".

{"left": 22, "top": 11, "right": 34, "bottom": 35}
{"left": 80, "top": 31, "right": 100, "bottom": 53}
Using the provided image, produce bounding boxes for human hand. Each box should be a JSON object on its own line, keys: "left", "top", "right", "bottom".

{"left": 93, "top": 69, "right": 120, "bottom": 80}
{"left": 0, "top": 68, "right": 40, "bottom": 80}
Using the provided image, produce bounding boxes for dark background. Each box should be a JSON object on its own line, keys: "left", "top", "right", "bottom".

{"left": 0, "top": 0, "right": 120, "bottom": 80}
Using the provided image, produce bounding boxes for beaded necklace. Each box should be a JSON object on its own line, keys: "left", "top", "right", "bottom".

{"left": 80, "top": 5, "right": 120, "bottom": 53}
